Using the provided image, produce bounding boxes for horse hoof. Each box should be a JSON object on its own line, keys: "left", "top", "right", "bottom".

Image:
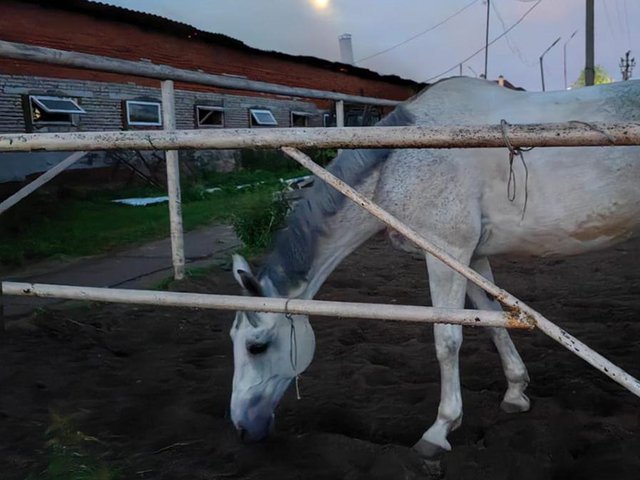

{"left": 500, "top": 394, "right": 530, "bottom": 413}
{"left": 412, "top": 438, "right": 448, "bottom": 459}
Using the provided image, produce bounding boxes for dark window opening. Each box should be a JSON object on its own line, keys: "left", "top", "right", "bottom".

{"left": 196, "top": 106, "right": 224, "bottom": 128}
{"left": 291, "top": 111, "right": 311, "bottom": 127}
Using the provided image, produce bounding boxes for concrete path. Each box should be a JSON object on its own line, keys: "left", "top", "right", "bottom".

{"left": 1, "top": 224, "right": 240, "bottom": 317}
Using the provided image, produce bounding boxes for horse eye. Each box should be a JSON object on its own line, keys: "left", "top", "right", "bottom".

{"left": 248, "top": 342, "right": 269, "bottom": 355}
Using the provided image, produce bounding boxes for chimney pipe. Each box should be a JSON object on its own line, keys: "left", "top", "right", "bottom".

{"left": 339, "top": 33, "right": 354, "bottom": 65}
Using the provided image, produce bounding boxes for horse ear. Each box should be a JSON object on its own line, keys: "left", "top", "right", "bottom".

{"left": 232, "top": 254, "right": 264, "bottom": 297}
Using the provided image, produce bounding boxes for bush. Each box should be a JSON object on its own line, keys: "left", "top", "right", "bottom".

{"left": 231, "top": 195, "right": 290, "bottom": 255}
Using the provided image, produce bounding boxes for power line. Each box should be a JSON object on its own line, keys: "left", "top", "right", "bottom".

{"left": 356, "top": 0, "right": 480, "bottom": 64}
{"left": 424, "top": 0, "right": 543, "bottom": 83}
{"left": 491, "top": 0, "right": 536, "bottom": 67}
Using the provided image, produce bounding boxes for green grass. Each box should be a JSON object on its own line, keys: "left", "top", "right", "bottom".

{"left": 0, "top": 183, "right": 279, "bottom": 268}
{"left": 0, "top": 148, "right": 334, "bottom": 268}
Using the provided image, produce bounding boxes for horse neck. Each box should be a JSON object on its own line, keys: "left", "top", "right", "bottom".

{"left": 259, "top": 168, "right": 383, "bottom": 300}
{"left": 256, "top": 105, "right": 414, "bottom": 300}
{"left": 297, "top": 221, "right": 378, "bottom": 299}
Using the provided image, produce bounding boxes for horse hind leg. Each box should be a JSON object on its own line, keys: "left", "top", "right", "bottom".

{"left": 467, "top": 257, "right": 530, "bottom": 413}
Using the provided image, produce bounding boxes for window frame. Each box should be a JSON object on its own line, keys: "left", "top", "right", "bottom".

{"left": 30, "top": 95, "right": 86, "bottom": 115}
{"left": 290, "top": 111, "right": 312, "bottom": 128}
{"left": 195, "top": 105, "right": 225, "bottom": 128}
{"left": 125, "top": 100, "right": 163, "bottom": 127}
{"left": 27, "top": 95, "right": 86, "bottom": 127}
{"left": 249, "top": 108, "right": 278, "bottom": 127}
{"left": 322, "top": 112, "right": 338, "bottom": 128}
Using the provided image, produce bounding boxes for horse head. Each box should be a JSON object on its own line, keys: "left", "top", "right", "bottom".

{"left": 229, "top": 254, "right": 316, "bottom": 442}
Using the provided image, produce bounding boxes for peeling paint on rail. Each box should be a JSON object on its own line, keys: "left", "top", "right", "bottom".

{"left": 1, "top": 123, "right": 640, "bottom": 152}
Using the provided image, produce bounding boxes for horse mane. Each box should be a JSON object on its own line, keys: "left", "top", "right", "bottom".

{"left": 258, "top": 102, "right": 416, "bottom": 295}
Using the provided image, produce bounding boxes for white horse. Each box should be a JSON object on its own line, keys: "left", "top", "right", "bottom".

{"left": 229, "top": 77, "right": 640, "bottom": 456}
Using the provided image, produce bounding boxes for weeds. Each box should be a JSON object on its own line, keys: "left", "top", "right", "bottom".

{"left": 231, "top": 195, "right": 290, "bottom": 256}
{"left": 27, "top": 412, "right": 120, "bottom": 480}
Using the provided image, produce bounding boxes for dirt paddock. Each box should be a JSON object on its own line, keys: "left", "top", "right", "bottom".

{"left": 1, "top": 233, "right": 639, "bottom": 479}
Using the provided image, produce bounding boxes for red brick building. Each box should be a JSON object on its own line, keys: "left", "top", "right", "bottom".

{"left": 0, "top": 0, "right": 420, "bottom": 102}
{"left": 0, "top": 0, "right": 422, "bottom": 185}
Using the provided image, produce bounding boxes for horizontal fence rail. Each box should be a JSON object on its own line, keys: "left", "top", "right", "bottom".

{"left": 1, "top": 122, "right": 639, "bottom": 153}
{"left": 0, "top": 40, "right": 400, "bottom": 107}
{"left": 0, "top": 282, "right": 530, "bottom": 329}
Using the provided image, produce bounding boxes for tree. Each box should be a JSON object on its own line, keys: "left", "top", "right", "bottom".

{"left": 571, "top": 65, "right": 614, "bottom": 88}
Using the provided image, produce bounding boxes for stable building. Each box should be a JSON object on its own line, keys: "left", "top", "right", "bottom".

{"left": 0, "top": 0, "right": 421, "bottom": 187}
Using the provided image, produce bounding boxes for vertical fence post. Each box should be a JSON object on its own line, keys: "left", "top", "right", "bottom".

{"left": 0, "top": 283, "right": 5, "bottom": 336}
{"left": 336, "top": 100, "right": 345, "bottom": 154}
{"left": 161, "top": 80, "right": 185, "bottom": 280}
{"left": 336, "top": 100, "right": 345, "bottom": 127}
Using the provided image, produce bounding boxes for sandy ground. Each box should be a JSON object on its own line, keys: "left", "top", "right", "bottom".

{"left": 1, "top": 233, "right": 639, "bottom": 479}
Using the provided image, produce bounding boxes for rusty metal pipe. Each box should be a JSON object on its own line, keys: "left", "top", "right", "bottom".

{"left": 1, "top": 123, "right": 638, "bottom": 153}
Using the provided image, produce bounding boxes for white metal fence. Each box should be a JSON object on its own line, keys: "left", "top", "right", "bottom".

{"left": 1, "top": 41, "right": 639, "bottom": 399}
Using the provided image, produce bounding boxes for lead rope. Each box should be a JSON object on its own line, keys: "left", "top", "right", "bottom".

{"left": 500, "top": 119, "right": 533, "bottom": 220}
{"left": 284, "top": 298, "right": 302, "bottom": 400}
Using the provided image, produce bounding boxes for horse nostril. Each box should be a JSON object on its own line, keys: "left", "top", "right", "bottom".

{"left": 237, "top": 427, "right": 247, "bottom": 443}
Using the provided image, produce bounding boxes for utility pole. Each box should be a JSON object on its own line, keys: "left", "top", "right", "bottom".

{"left": 540, "top": 36, "right": 561, "bottom": 91}
{"left": 585, "top": 0, "right": 595, "bottom": 86}
{"left": 484, "top": 0, "right": 490, "bottom": 79}
{"left": 563, "top": 29, "right": 578, "bottom": 90}
{"left": 620, "top": 51, "right": 636, "bottom": 80}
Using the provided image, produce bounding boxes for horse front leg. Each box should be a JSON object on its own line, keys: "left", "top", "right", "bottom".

{"left": 467, "top": 257, "right": 530, "bottom": 413}
{"left": 413, "top": 252, "right": 471, "bottom": 458}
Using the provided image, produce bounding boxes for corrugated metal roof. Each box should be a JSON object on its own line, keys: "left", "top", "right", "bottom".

{"left": 16, "top": 0, "right": 423, "bottom": 89}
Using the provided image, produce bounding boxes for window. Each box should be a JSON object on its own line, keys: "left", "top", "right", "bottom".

{"left": 29, "top": 95, "right": 85, "bottom": 126}
{"left": 249, "top": 108, "right": 277, "bottom": 127}
{"left": 196, "top": 105, "right": 224, "bottom": 128}
{"left": 343, "top": 105, "right": 382, "bottom": 127}
{"left": 323, "top": 113, "right": 336, "bottom": 127}
{"left": 346, "top": 112, "right": 364, "bottom": 127}
{"left": 125, "top": 100, "right": 162, "bottom": 127}
{"left": 291, "top": 111, "right": 312, "bottom": 127}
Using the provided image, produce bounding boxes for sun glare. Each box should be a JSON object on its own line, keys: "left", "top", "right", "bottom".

{"left": 311, "top": 0, "right": 330, "bottom": 11}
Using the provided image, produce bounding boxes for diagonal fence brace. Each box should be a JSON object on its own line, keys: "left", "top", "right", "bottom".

{"left": 281, "top": 146, "right": 640, "bottom": 398}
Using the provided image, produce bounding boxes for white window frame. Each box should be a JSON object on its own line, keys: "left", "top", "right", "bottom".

{"left": 125, "top": 100, "right": 162, "bottom": 127}
{"left": 196, "top": 105, "right": 225, "bottom": 128}
{"left": 30, "top": 95, "right": 86, "bottom": 115}
{"left": 323, "top": 112, "right": 340, "bottom": 128}
{"left": 249, "top": 108, "right": 278, "bottom": 127}
{"left": 290, "top": 111, "right": 312, "bottom": 127}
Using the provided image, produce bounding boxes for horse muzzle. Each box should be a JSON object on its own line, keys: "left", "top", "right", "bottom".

{"left": 235, "top": 413, "right": 275, "bottom": 443}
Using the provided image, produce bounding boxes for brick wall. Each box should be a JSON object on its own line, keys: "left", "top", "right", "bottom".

{"left": 0, "top": 2, "right": 418, "bottom": 102}
{"left": 0, "top": 74, "right": 324, "bottom": 182}
{"left": 0, "top": 1, "right": 420, "bottom": 186}
{"left": 0, "top": 74, "right": 323, "bottom": 134}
